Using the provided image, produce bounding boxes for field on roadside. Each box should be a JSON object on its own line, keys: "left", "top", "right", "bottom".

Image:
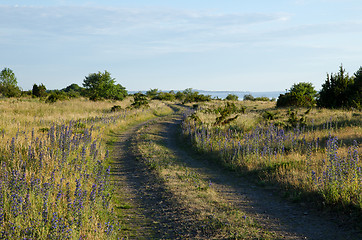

{"left": 1, "top": 96, "right": 361, "bottom": 239}
{"left": 0, "top": 97, "right": 172, "bottom": 239}
{"left": 182, "top": 100, "right": 362, "bottom": 215}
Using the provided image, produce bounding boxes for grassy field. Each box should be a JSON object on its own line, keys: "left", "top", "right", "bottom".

{"left": 0, "top": 97, "right": 172, "bottom": 239}
{"left": 182, "top": 100, "right": 362, "bottom": 216}
{"left": 0, "top": 96, "right": 361, "bottom": 238}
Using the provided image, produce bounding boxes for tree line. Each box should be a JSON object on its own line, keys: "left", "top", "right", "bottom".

{"left": 276, "top": 64, "right": 361, "bottom": 109}
{"left": 1, "top": 65, "right": 361, "bottom": 109}
{"left": 0, "top": 69, "right": 212, "bottom": 104}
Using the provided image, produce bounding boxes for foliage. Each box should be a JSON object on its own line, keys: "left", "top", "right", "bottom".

{"left": 45, "top": 91, "right": 68, "bottom": 103}
{"left": 225, "top": 94, "right": 239, "bottom": 101}
{"left": 214, "top": 102, "right": 245, "bottom": 126}
{"left": 317, "top": 64, "right": 355, "bottom": 109}
{"left": 0, "top": 68, "right": 21, "bottom": 97}
{"left": 83, "top": 71, "right": 127, "bottom": 101}
{"left": 182, "top": 103, "right": 362, "bottom": 214}
{"left": 0, "top": 97, "right": 172, "bottom": 239}
{"left": 277, "top": 82, "right": 317, "bottom": 107}
{"left": 348, "top": 66, "right": 362, "bottom": 109}
{"left": 61, "top": 83, "right": 85, "bottom": 98}
{"left": 110, "top": 105, "right": 123, "bottom": 112}
{"left": 155, "top": 91, "right": 176, "bottom": 101}
{"left": 146, "top": 89, "right": 176, "bottom": 101}
{"left": 131, "top": 92, "right": 149, "bottom": 108}
{"left": 243, "top": 94, "right": 254, "bottom": 101}
{"left": 182, "top": 88, "right": 211, "bottom": 104}
{"left": 262, "top": 111, "right": 278, "bottom": 120}
{"left": 244, "top": 94, "right": 271, "bottom": 102}
{"left": 146, "top": 88, "right": 159, "bottom": 99}
{"left": 32, "top": 83, "right": 47, "bottom": 98}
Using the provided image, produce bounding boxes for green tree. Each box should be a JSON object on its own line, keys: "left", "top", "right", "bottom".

{"left": 225, "top": 94, "right": 239, "bottom": 101}
{"left": 62, "top": 83, "right": 85, "bottom": 98}
{"left": 146, "top": 89, "right": 159, "bottom": 99}
{"left": 0, "top": 68, "right": 21, "bottom": 97}
{"left": 83, "top": 71, "right": 127, "bottom": 101}
{"left": 182, "top": 88, "right": 211, "bottom": 103}
{"left": 317, "top": 64, "right": 354, "bottom": 108}
{"left": 32, "top": 83, "right": 47, "bottom": 98}
{"left": 347, "top": 66, "right": 362, "bottom": 109}
{"left": 277, "top": 82, "right": 317, "bottom": 107}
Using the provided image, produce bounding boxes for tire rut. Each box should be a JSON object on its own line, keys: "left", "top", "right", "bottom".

{"left": 163, "top": 114, "right": 361, "bottom": 240}
{"left": 110, "top": 119, "right": 205, "bottom": 239}
{"left": 110, "top": 114, "right": 361, "bottom": 239}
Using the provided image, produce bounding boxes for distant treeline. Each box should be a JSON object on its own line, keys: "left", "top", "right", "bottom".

{"left": 0, "top": 64, "right": 361, "bottom": 109}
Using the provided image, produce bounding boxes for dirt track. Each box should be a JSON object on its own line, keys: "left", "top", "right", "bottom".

{"left": 110, "top": 113, "right": 361, "bottom": 239}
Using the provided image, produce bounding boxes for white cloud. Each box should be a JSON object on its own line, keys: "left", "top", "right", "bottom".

{"left": 0, "top": 5, "right": 288, "bottom": 54}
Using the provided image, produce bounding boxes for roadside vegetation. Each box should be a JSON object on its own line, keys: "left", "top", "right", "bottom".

{"left": 182, "top": 100, "right": 362, "bottom": 223}
{"left": 135, "top": 114, "right": 275, "bottom": 239}
{"left": 0, "top": 96, "right": 172, "bottom": 239}
{"left": 0, "top": 64, "right": 361, "bottom": 237}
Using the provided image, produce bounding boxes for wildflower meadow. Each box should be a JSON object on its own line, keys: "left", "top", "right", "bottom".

{"left": 0, "top": 97, "right": 171, "bottom": 239}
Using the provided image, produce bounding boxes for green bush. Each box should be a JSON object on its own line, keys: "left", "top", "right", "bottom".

{"left": 277, "top": 82, "right": 317, "bottom": 108}
{"left": 83, "top": 70, "right": 127, "bottom": 101}
{"left": 225, "top": 94, "right": 239, "bottom": 101}
{"left": 318, "top": 65, "right": 361, "bottom": 109}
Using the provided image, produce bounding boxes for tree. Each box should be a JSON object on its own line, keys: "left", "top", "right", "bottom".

{"left": 32, "top": 83, "right": 47, "bottom": 98}
{"left": 146, "top": 89, "right": 159, "bottom": 99}
{"left": 317, "top": 64, "right": 354, "bottom": 108}
{"left": 226, "top": 94, "right": 239, "bottom": 101}
{"left": 62, "top": 83, "right": 85, "bottom": 98}
{"left": 347, "top": 66, "right": 362, "bottom": 109}
{"left": 83, "top": 71, "right": 127, "bottom": 101}
{"left": 182, "top": 88, "right": 211, "bottom": 103}
{"left": 0, "top": 68, "right": 21, "bottom": 97}
{"left": 277, "top": 82, "right": 317, "bottom": 107}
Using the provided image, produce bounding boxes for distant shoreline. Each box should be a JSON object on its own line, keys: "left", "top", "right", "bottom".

{"left": 129, "top": 90, "right": 284, "bottom": 99}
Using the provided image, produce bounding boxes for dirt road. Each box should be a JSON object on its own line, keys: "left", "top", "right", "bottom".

{"left": 111, "top": 113, "right": 361, "bottom": 239}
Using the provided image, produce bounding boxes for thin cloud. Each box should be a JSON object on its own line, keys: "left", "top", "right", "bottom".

{"left": 0, "top": 5, "right": 288, "bottom": 54}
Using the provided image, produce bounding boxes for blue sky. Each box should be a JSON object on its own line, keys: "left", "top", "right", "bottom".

{"left": 1, "top": 0, "right": 362, "bottom": 91}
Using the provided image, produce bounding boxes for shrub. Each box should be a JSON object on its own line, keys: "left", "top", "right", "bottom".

{"left": 243, "top": 94, "right": 254, "bottom": 101}
{"left": 225, "top": 94, "right": 239, "bottom": 101}
{"left": 45, "top": 91, "right": 68, "bottom": 103}
{"left": 131, "top": 93, "right": 149, "bottom": 108}
{"left": 277, "top": 82, "right": 317, "bottom": 107}
{"left": 110, "top": 105, "right": 123, "bottom": 112}
{"left": 182, "top": 88, "right": 211, "bottom": 103}
{"left": 32, "top": 83, "right": 47, "bottom": 98}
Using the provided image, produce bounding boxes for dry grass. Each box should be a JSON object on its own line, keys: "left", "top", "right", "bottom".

{"left": 136, "top": 118, "right": 275, "bottom": 239}
{"left": 183, "top": 100, "right": 362, "bottom": 210}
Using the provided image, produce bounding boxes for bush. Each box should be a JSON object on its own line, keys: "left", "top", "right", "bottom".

{"left": 182, "top": 88, "right": 211, "bottom": 103}
{"left": 45, "top": 91, "right": 68, "bottom": 103}
{"left": 243, "top": 94, "right": 254, "bottom": 101}
{"left": 32, "top": 83, "right": 47, "bottom": 98}
{"left": 225, "top": 94, "right": 239, "bottom": 101}
{"left": 277, "top": 82, "right": 317, "bottom": 107}
{"left": 110, "top": 105, "right": 123, "bottom": 112}
{"left": 131, "top": 93, "right": 149, "bottom": 108}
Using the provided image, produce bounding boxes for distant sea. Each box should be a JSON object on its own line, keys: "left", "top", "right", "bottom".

{"left": 129, "top": 90, "right": 284, "bottom": 100}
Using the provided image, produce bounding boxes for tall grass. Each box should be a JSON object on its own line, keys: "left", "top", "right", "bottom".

{"left": 0, "top": 97, "right": 172, "bottom": 239}
{"left": 182, "top": 101, "right": 362, "bottom": 211}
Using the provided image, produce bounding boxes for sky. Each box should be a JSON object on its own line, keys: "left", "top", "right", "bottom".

{"left": 1, "top": 0, "right": 362, "bottom": 92}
